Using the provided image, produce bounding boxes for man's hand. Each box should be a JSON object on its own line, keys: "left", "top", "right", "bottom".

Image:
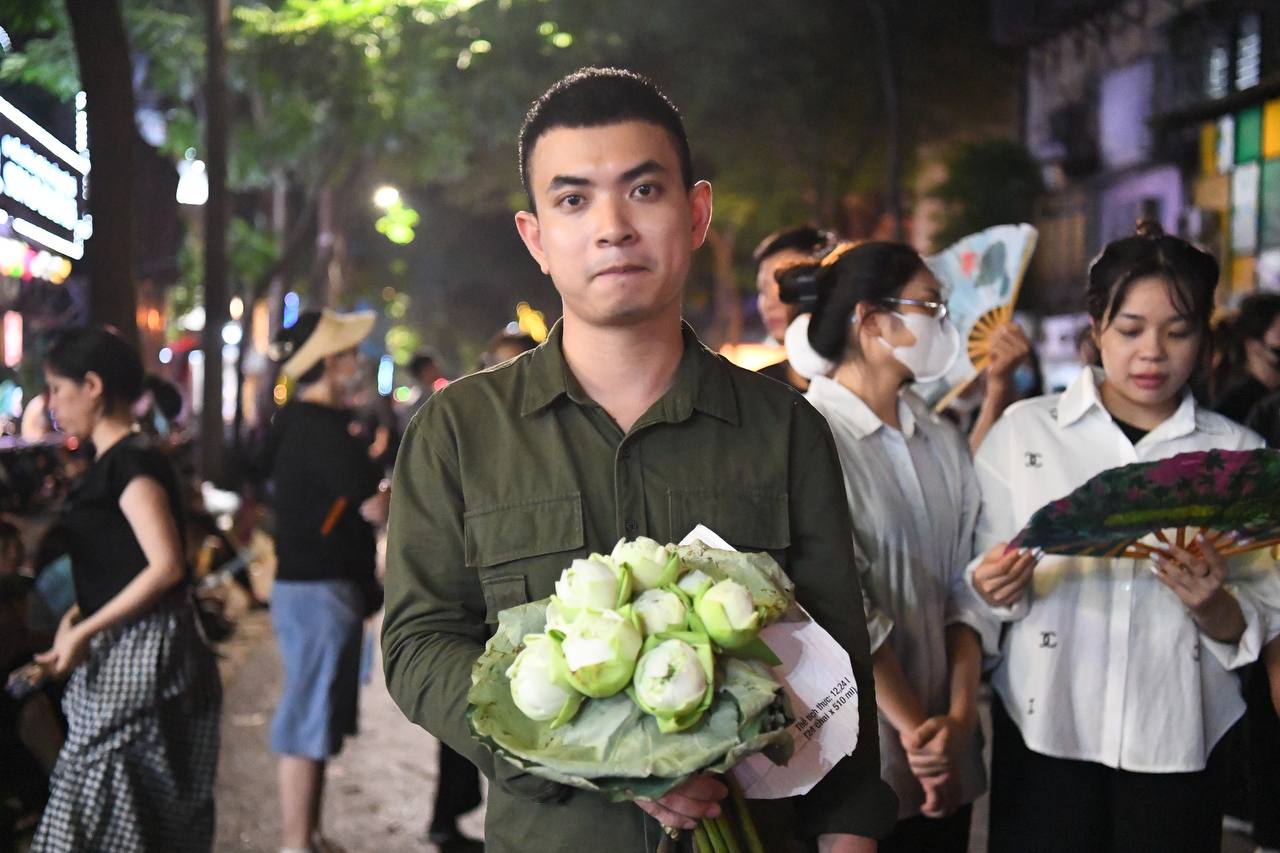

{"left": 635, "top": 775, "right": 727, "bottom": 831}
{"left": 971, "top": 543, "right": 1041, "bottom": 608}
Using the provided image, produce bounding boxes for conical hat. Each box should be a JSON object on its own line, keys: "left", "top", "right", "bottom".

{"left": 277, "top": 308, "right": 375, "bottom": 379}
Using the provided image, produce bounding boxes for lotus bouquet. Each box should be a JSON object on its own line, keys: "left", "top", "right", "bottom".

{"left": 468, "top": 537, "right": 799, "bottom": 853}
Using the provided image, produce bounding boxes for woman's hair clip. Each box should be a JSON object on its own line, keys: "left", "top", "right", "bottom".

{"left": 819, "top": 240, "right": 860, "bottom": 267}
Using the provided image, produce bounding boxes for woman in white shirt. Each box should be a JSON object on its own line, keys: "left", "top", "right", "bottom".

{"left": 970, "top": 222, "right": 1280, "bottom": 853}
{"left": 777, "top": 242, "right": 1033, "bottom": 852}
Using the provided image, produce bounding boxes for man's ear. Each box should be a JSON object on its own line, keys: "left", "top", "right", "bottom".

{"left": 688, "top": 180, "right": 713, "bottom": 249}
{"left": 514, "top": 210, "right": 549, "bottom": 275}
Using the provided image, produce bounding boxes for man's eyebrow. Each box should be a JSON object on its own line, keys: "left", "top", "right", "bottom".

{"left": 546, "top": 174, "right": 591, "bottom": 192}
{"left": 620, "top": 160, "right": 666, "bottom": 183}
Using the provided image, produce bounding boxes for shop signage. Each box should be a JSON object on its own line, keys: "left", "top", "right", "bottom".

{"left": 0, "top": 94, "right": 90, "bottom": 265}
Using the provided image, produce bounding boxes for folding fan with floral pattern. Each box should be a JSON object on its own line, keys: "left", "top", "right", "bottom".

{"left": 1009, "top": 449, "right": 1280, "bottom": 559}
{"left": 917, "top": 224, "right": 1038, "bottom": 411}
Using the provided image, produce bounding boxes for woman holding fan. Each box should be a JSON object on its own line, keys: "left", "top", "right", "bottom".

{"left": 969, "top": 222, "right": 1280, "bottom": 853}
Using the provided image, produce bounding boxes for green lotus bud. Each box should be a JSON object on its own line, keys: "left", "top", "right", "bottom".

{"left": 694, "top": 578, "right": 761, "bottom": 650}
{"left": 676, "top": 568, "right": 713, "bottom": 598}
{"left": 557, "top": 608, "right": 643, "bottom": 699}
{"left": 630, "top": 633, "right": 715, "bottom": 733}
{"left": 553, "top": 555, "right": 631, "bottom": 621}
{"left": 506, "top": 634, "right": 583, "bottom": 728}
{"left": 611, "top": 536, "right": 680, "bottom": 592}
{"left": 632, "top": 588, "right": 687, "bottom": 636}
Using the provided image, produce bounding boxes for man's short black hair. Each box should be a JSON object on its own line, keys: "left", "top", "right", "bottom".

{"left": 752, "top": 226, "right": 835, "bottom": 266}
{"left": 518, "top": 67, "right": 693, "bottom": 210}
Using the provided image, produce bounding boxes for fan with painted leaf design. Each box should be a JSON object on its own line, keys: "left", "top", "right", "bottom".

{"left": 1009, "top": 449, "right": 1280, "bottom": 560}
{"left": 916, "top": 224, "right": 1038, "bottom": 411}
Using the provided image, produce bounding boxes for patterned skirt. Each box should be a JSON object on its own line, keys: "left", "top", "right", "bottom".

{"left": 31, "top": 595, "right": 222, "bottom": 853}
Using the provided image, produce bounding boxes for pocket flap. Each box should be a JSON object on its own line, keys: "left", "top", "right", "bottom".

{"left": 464, "top": 493, "right": 584, "bottom": 568}
{"left": 480, "top": 575, "right": 530, "bottom": 619}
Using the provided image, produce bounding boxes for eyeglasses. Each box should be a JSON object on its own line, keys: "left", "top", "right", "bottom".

{"left": 880, "top": 297, "right": 948, "bottom": 321}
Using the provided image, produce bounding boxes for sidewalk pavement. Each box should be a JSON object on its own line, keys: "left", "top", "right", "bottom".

{"left": 213, "top": 610, "right": 486, "bottom": 852}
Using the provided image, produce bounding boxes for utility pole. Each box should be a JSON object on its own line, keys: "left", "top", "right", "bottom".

{"left": 200, "top": 0, "right": 230, "bottom": 484}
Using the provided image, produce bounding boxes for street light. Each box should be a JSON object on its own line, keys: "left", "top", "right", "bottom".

{"left": 373, "top": 185, "right": 400, "bottom": 210}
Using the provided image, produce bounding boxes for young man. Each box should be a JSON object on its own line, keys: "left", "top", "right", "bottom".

{"left": 753, "top": 226, "right": 835, "bottom": 391}
{"left": 382, "top": 67, "right": 897, "bottom": 853}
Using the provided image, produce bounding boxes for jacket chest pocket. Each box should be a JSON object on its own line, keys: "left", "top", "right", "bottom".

{"left": 464, "top": 492, "right": 584, "bottom": 623}
{"left": 666, "top": 488, "right": 790, "bottom": 566}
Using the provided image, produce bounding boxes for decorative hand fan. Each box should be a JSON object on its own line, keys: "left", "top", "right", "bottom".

{"left": 919, "top": 224, "right": 1038, "bottom": 411}
{"left": 1009, "top": 449, "right": 1280, "bottom": 559}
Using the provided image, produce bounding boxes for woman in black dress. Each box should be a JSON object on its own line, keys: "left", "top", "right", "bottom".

{"left": 31, "top": 327, "right": 221, "bottom": 853}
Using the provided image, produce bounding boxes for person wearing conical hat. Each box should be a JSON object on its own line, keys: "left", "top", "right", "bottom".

{"left": 261, "top": 308, "right": 389, "bottom": 853}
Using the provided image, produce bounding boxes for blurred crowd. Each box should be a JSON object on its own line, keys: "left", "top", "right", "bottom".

{"left": 2, "top": 65, "right": 1280, "bottom": 853}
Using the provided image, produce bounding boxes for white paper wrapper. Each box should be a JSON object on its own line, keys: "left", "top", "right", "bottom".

{"left": 679, "top": 525, "right": 860, "bottom": 799}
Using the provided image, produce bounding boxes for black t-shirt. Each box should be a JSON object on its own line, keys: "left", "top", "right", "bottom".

{"left": 1113, "top": 417, "right": 1150, "bottom": 446}
{"left": 62, "top": 433, "right": 187, "bottom": 617}
{"left": 262, "top": 402, "right": 382, "bottom": 584}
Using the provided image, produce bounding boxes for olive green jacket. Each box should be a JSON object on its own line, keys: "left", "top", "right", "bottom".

{"left": 382, "top": 321, "right": 897, "bottom": 852}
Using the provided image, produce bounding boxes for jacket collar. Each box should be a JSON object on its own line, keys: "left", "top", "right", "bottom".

{"left": 806, "top": 375, "right": 917, "bottom": 439}
{"left": 520, "top": 319, "right": 739, "bottom": 426}
{"left": 1056, "top": 366, "right": 1200, "bottom": 441}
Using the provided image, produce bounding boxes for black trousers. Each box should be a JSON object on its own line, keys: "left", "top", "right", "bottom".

{"left": 429, "top": 742, "right": 483, "bottom": 834}
{"left": 1242, "top": 662, "right": 1280, "bottom": 846}
{"left": 880, "top": 804, "right": 972, "bottom": 853}
{"left": 988, "top": 696, "right": 1223, "bottom": 853}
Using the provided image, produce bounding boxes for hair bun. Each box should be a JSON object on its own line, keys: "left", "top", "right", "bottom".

{"left": 1135, "top": 218, "right": 1164, "bottom": 238}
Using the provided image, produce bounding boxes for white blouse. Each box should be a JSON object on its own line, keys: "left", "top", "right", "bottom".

{"left": 806, "top": 376, "right": 993, "bottom": 817}
{"left": 969, "top": 368, "right": 1280, "bottom": 773}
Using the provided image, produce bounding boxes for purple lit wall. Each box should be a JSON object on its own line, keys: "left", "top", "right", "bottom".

{"left": 1099, "top": 165, "right": 1184, "bottom": 244}
{"left": 1099, "top": 61, "right": 1154, "bottom": 171}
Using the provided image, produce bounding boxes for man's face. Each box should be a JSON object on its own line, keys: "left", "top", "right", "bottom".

{"left": 515, "top": 121, "right": 712, "bottom": 329}
{"left": 756, "top": 248, "right": 810, "bottom": 344}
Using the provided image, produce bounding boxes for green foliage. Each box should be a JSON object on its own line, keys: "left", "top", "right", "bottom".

{"left": 926, "top": 140, "right": 1044, "bottom": 252}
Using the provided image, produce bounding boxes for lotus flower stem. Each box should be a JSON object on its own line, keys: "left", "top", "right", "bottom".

{"left": 713, "top": 812, "right": 741, "bottom": 852}
{"left": 701, "top": 817, "right": 733, "bottom": 853}
{"left": 692, "top": 823, "right": 713, "bottom": 853}
{"left": 728, "top": 776, "right": 765, "bottom": 853}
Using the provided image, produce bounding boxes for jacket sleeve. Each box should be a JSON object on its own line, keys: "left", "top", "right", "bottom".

{"left": 381, "top": 404, "right": 496, "bottom": 775}
{"left": 381, "top": 401, "right": 569, "bottom": 803}
{"left": 786, "top": 400, "right": 899, "bottom": 840}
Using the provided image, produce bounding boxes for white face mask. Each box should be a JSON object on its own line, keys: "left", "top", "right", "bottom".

{"left": 880, "top": 311, "right": 961, "bottom": 382}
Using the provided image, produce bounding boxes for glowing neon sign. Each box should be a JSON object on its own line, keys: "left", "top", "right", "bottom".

{"left": 0, "top": 94, "right": 90, "bottom": 263}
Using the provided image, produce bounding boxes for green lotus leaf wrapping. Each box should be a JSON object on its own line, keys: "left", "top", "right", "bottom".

{"left": 468, "top": 545, "right": 798, "bottom": 802}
